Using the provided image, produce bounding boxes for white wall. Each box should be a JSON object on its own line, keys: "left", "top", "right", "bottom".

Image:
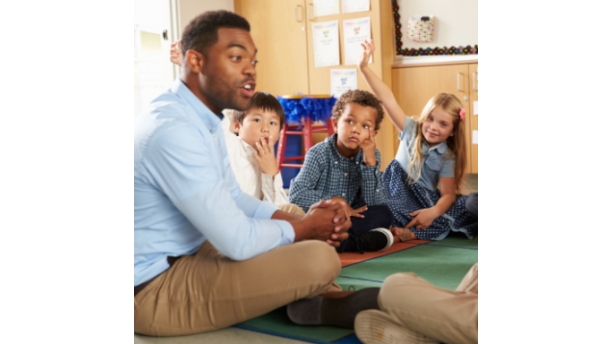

{"left": 397, "top": 0, "right": 477, "bottom": 49}
{"left": 176, "top": 0, "right": 234, "bottom": 37}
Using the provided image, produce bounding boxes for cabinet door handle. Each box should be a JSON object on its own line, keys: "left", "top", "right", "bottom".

{"left": 472, "top": 71, "right": 478, "bottom": 91}
{"left": 457, "top": 73, "right": 464, "bottom": 92}
{"left": 308, "top": 3, "right": 315, "bottom": 21}
{"left": 295, "top": 5, "right": 303, "bottom": 22}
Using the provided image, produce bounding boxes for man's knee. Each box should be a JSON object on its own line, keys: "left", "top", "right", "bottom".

{"left": 295, "top": 241, "right": 341, "bottom": 282}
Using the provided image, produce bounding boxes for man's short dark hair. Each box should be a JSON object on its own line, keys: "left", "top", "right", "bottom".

{"left": 180, "top": 10, "right": 250, "bottom": 57}
{"left": 331, "top": 90, "right": 385, "bottom": 131}
{"left": 233, "top": 92, "right": 286, "bottom": 129}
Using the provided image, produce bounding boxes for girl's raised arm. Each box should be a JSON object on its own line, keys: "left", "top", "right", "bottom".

{"left": 357, "top": 39, "right": 406, "bottom": 131}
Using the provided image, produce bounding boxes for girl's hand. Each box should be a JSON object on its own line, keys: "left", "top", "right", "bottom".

{"left": 253, "top": 136, "right": 279, "bottom": 176}
{"left": 359, "top": 127, "right": 377, "bottom": 166}
{"left": 170, "top": 41, "right": 183, "bottom": 66}
{"left": 358, "top": 39, "right": 375, "bottom": 70}
{"left": 406, "top": 208, "right": 439, "bottom": 230}
{"left": 349, "top": 205, "right": 368, "bottom": 219}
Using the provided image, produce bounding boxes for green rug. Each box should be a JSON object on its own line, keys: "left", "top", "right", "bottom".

{"left": 235, "top": 234, "right": 478, "bottom": 343}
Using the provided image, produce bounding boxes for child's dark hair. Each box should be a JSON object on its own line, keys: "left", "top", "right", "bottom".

{"left": 331, "top": 90, "right": 385, "bottom": 130}
{"left": 233, "top": 92, "right": 286, "bottom": 128}
{"left": 180, "top": 10, "right": 250, "bottom": 57}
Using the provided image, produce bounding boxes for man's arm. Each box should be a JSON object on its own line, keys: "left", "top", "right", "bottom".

{"left": 145, "top": 123, "right": 293, "bottom": 261}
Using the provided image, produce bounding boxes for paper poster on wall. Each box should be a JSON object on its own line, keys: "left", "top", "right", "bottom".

{"left": 312, "top": 21, "right": 340, "bottom": 68}
{"left": 473, "top": 100, "right": 478, "bottom": 115}
{"left": 472, "top": 130, "right": 478, "bottom": 145}
{"left": 330, "top": 69, "right": 358, "bottom": 98}
{"left": 313, "top": 0, "right": 339, "bottom": 17}
{"left": 343, "top": 17, "right": 372, "bottom": 66}
{"left": 342, "top": 0, "right": 369, "bottom": 13}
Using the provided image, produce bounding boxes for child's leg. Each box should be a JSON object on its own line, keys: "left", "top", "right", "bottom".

{"left": 465, "top": 192, "right": 478, "bottom": 220}
{"left": 338, "top": 205, "right": 394, "bottom": 253}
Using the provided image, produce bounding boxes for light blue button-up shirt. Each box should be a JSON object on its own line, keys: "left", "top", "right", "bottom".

{"left": 134, "top": 79, "right": 295, "bottom": 286}
{"left": 394, "top": 117, "right": 455, "bottom": 191}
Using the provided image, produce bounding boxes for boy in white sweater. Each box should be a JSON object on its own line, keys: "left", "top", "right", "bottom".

{"left": 223, "top": 92, "right": 304, "bottom": 215}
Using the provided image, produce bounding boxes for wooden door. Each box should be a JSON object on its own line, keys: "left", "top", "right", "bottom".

{"left": 234, "top": 0, "right": 310, "bottom": 96}
{"left": 391, "top": 64, "right": 472, "bottom": 173}
{"left": 468, "top": 63, "right": 478, "bottom": 173}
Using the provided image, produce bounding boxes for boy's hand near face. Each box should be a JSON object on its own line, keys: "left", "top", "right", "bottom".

{"left": 360, "top": 127, "right": 377, "bottom": 166}
{"left": 253, "top": 136, "right": 280, "bottom": 176}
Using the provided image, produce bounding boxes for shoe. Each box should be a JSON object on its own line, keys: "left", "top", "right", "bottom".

{"left": 370, "top": 228, "right": 394, "bottom": 250}
{"left": 355, "top": 310, "right": 438, "bottom": 344}
{"left": 351, "top": 228, "right": 394, "bottom": 253}
{"left": 287, "top": 287, "right": 380, "bottom": 329}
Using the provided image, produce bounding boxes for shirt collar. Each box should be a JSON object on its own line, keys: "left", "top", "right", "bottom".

{"left": 170, "top": 78, "right": 224, "bottom": 130}
{"left": 326, "top": 133, "right": 363, "bottom": 163}
{"left": 426, "top": 140, "right": 449, "bottom": 155}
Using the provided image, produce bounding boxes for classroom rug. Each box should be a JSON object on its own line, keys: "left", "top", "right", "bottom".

{"left": 234, "top": 233, "right": 478, "bottom": 343}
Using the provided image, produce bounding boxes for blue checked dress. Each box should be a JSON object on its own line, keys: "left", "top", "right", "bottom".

{"left": 383, "top": 159, "right": 477, "bottom": 240}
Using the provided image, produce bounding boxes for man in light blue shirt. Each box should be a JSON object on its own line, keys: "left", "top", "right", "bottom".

{"left": 134, "top": 11, "right": 364, "bottom": 336}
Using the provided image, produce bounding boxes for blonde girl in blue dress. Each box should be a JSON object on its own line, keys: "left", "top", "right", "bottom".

{"left": 357, "top": 39, "right": 477, "bottom": 241}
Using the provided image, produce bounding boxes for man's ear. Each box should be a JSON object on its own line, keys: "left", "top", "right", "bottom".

{"left": 185, "top": 49, "right": 205, "bottom": 73}
{"left": 372, "top": 130, "right": 379, "bottom": 138}
{"left": 331, "top": 117, "right": 339, "bottom": 133}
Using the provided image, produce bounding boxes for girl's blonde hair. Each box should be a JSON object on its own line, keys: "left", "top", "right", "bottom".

{"left": 407, "top": 93, "right": 468, "bottom": 193}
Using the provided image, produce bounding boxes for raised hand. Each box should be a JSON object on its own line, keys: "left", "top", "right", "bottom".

{"left": 170, "top": 41, "right": 183, "bottom": 66}
{"left": 358, "top": 39, "right": 375, "bottom": 70}
{"left": 253, "top": 136, "right": 280, "bottom": 176}
{"left": 359, "top": 127, "right": 377, "bottom": 166}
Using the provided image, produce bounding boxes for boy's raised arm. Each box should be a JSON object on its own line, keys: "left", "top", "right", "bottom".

{"left": 357, "top": 39, "right": 407, "bottom": 132}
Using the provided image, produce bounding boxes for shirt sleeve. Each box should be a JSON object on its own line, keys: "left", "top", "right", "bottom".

{"left": 399, "top": 116, "right": 418, "bottom": 143}
{"left": 144, "top": 123, "right": 294, "bottom": 261}
{"left": 288, "top": 147, "right": 329, "bottom": 212}
{"left": 261, "top": 172, "right": 290, "bottom": 207}
{"left": 439, "top": 154, "right": 456, "bottom": 178}
{"left": 359, "top": 149, "right": 387, "bottom": 206}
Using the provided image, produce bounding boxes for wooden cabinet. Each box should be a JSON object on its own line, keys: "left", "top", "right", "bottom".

{"left": 234, "top": 0, "right": 397, "bottom": 169}
{"left": 391, "top": 62, "right": 479, "bottom": 174}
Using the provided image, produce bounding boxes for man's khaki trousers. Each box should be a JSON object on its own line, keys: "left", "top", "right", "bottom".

{"left": 378, "top": 263, "right": 478, "bottom": 344}
{"left": 134, "top": 240, "right": 341, "bottom": 336}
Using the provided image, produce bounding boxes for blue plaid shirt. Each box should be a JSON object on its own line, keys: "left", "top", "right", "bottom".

{"left": 289, "top": 134, "right": 386, "bottom": 212}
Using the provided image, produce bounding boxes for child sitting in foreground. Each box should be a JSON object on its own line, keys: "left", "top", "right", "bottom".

{"left": 289, "top": 90, "right": 395, "bottom": 253}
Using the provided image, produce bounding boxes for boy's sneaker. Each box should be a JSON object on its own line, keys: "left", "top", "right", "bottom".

{"left": 355, "top": 310, "right": 438, "bottom": 344}
{"left": 352, "top": 228, "right": 394, "bottom": 253}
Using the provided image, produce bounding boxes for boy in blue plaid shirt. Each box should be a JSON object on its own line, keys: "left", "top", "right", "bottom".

{"left": 289, "top": 90, "right": 395, "bottom": 253}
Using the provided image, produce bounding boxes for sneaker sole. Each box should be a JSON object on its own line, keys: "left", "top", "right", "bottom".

{"left": 355, "top": 310, "right": 438, "bottom": 344}
{"left": 369, "top": 228, "right": 394, "bottom": 251}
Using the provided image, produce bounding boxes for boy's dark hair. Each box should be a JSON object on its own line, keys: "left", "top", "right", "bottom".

{"left": 233, "top": 92, "right": 286, "bottom": 129}
{"left": 180, "top": 10, "right": 250, "bottom": 57}
{"left": 331, "top": 90, "right": 385, "bottom": 130}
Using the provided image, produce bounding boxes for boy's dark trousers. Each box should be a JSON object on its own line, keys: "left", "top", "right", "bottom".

{"left": 336, "top": 204, "right": 393, "bottom": 253}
